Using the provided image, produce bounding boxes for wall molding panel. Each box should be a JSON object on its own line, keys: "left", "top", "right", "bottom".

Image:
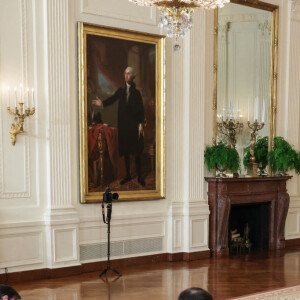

{"left": 80, "top": 0, "right": 156, "bottom": 25}
{"left": 190, "top": 217, "right": 208, "bottom": 249}
{"left": 1, "top": 140, "right": 30, "bottom": 199}
{"left": 286, "top": 208, "right": 300, "bottom": 238}
{"left": 0, "top": 229, "right": 44, "bottom": 271}
{"left": 53, "top": 227, "right": 78, "bottom": 264}
{"left": 44, "top": 208, "right": 80, "bottom": 268}
{"left": 173, "top": 219, "right": 183, "bottom": 250}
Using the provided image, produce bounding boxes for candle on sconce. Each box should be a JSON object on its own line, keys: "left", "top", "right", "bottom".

{"left": 14, "top": 87, "right": 17, "bottom": 107}
{"left": 262, "top": 101, "right": 265, "bottom": 123}
{"left": 26, "top": 88, "right": 29, "bottom": 108}
{"left": 237, "top": 98, "right": 240, "bottom": 121}
{"left": 20, "top": 83, "right": 23, "bottom": 103}
{"left": 254, "top": 98, "right": 258, "bottom": 121}
{"left": 256, "top": 99, "right": 259, "bottom": 121}
{"left": 247, "top": 98, "right": 250, "bottom": 122}
{"left": 7, "top": 87, "right": 10, "bottom": 107}
{"left": 32, "top": 88, "right": 35, "bottom": 107}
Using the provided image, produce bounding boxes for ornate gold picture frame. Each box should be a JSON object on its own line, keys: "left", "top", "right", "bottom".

{"left": 78, "top": 23, "right": 165, "bottom": 203}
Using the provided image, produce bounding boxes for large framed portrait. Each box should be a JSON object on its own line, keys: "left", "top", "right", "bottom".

{"left": 78, "top": 22, "right": 165, "bottom": 203}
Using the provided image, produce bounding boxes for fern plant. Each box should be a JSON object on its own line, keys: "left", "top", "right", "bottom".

{"left": 268, "top": 137, "right": 300, "bottom": 175}
{"left": 243, "top": 136, "right": 269, "bottom": 168}
{"left": 204, "top": 141, "right": 240, "bottom": 173}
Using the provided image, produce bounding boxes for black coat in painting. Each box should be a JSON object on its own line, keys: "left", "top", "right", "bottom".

{"left": 103, "top": 82, "right": 145, "bottom": 157}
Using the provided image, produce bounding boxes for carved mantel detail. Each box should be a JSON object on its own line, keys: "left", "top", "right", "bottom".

{"left": 205, "top": 177, "right": 291, "bottom": 257}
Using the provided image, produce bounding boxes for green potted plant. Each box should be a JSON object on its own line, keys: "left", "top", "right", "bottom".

{"left": 268, "top": 136, "right": 300, "bottom": 175}
{"left": 243, "top": 136, "right": 269, "bottom": 175}
{"left": 204, "top": 141, "right": 240, "bottom": 177}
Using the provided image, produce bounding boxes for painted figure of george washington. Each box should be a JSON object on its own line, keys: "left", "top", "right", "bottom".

{"left": 92, "top": 66, "right": 145, "bottom": 186}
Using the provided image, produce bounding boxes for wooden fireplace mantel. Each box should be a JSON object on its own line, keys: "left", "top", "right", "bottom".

{"left": 205, "top": 176, "right": 292, "bottom": 257}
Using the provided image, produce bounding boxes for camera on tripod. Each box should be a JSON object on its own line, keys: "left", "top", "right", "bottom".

{"left": 103, "top": 186, "right": 119, "bottom": 204}
{"left": 100, "top": 185, "right": 121, "bottom": 278}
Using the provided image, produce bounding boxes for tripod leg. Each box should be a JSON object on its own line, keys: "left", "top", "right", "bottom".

{"left": 110, "top": 266, "right": 122, "bottom": 277}
{"left": 99, "top": 268, "right": 109, "bottom": 278}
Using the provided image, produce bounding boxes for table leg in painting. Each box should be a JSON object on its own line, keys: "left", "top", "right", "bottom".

{"left": 97, "top": 128, "right": 106, "bottom": 186}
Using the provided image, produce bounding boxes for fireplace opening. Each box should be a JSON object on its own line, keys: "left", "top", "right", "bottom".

{"left": 228, "top": 202, "right": 270, "bottom": 253}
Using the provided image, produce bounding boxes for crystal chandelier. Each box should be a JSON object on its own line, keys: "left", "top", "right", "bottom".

{"left": 129, "top": 0, "right": 230, "bottom": 39}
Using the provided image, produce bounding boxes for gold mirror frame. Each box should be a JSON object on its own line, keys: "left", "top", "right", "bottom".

{"left": 213, "top": 0, "right": 279, "bottom": 173}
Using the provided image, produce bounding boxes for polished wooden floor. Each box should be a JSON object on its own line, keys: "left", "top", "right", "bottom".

{"left": 11, "top": 248, "right": 300, "bottom": 300}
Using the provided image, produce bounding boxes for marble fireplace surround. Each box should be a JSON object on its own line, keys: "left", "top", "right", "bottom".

{"left": 205, "top": 177, "right": 292, "bottom": 257}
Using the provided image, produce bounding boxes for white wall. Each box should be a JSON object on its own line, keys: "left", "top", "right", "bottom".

{"left": 0, "top": 0, "right": 298, "bottom": 273}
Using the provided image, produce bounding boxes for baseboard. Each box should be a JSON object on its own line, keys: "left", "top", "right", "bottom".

{"left": 167, "top": 252, "right": 183, "bottom": 262}
{"left": 0, "top": 251, "right": 209, "bottom": 284}
{"left": 167, "top": 251, "right": 210, "bottom": 262}
{"left": 183, "top": 250, "right": 210, "bottom": 261}
{"left": 0, "top": 269, "right": 47, "bottom": 284}
{"left": 285, "top": 238, "right": 300, "bottom": 247}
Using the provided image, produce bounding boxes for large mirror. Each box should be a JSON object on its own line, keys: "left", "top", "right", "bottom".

{"left": 213, "top": 0, "right": 278, "bottom": 175}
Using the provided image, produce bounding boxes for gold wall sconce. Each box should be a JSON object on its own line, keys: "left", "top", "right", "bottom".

{"left": 6, "top": 84, "right": 35, "bottom": 145}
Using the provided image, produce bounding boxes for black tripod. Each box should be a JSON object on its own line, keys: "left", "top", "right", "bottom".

{"left": 99, "top": 186, "right": 121, "bottom": 278}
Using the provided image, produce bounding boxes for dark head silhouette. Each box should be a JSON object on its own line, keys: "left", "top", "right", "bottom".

{"left": 178, "top": 287, "right": 213, "bottom": 300}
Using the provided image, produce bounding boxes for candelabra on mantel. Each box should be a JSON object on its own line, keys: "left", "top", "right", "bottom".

{"left": 6, "top": 84, "right": 35, "bottom": 146}
{"left": 247, "top": 120, "right": 264, "bottom": 177}
{"left": 217, "top": 116, "right": 243, "bottom": 149}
